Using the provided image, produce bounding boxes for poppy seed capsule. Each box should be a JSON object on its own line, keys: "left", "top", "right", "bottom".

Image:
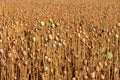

{"left": 40, "top": 21, "right": 45, "bottom": 27}
{"left": 84, "top": 59, "right": 88, "bottom": 65}
{"left": 24, "top": 61, "right": 28, "bottom": 66}
{"left": 0, "top": 39, "right": 2, "bottom": 43}
{"left": 101, "top": 74, "right": 105, "bottom": 80}
{"left": 55, "top": 36, "right": 59, "bottom": 41}
{"left": 0, "top": 59, "right": 6, "bottom": 67}
{"left": 116, "top": 23, "right": 120, "bottom": 27}
{"left": 72, "top": 77, "right": 76, "bottom": 80}
{"left": 0, "top": 49, "right": 3, "bottom": 54}
{"left": 48, "top": 57, "right": 51, "bottom": 63}
{"left": 8, "top": 53, "right": 12, "bottom": 58}
{"left": 77, "top": 33, "right": 80, "bottom": 38}
{"left": 99, "top": 61, "right": 103, "bottom": 69}
{"left": 84, "top": 75, "right": 88, "bottom": 79}
{"left": 91, "top": 72, "right": 96, "bottom": 79}
{"left": 32, "top": 37, "right": 36, "bottom": 42}
{"left": 63, "top": 70, "right": 67, "bottom": 75}
{"left": 48, "top": 34, "right": 53, "bottom": 40}
{"left": 96, "top": 66, "right": 100, "bottom": 72}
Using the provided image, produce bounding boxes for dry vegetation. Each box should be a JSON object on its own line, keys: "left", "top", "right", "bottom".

{"left": 0, "top": 0, "right": 120, "bottom": 80}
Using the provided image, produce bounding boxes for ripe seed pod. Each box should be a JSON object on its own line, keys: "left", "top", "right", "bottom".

{"left": 51, "top": 23, "right": 55, "bottom": 29}
{"left": 0, "top": 49, "right": 3, "bottom": 54}
{"left": 45, "top": 56, "right": 48, "bottom": 60}
{"left": 84, "top": 75, "right": 89, "bottom": 79}
{"left": 77, "top": 33, "right": 80, "bottom": 38}
{"left": 115, "top": 34, "right": 119, "bottom": 39}
{"left": 0, "top": 59, "right": 6, "bottom": 67}
{"left": 84, "top": 59, "right": 88, "bottom": 65}
{"left": 40, "top": 21, "right": 45, "bottom": 27}
{"left": 114, "top": 67, "right": 118, "bottom": 73}
{"left": 104, "top": 61, "right": 108, "bottom": 67}
{"left": 0, "top": 39, "right": 2, "bottom": 43}
{"left": 98, "top": 61, "right": 103, "bottom": 69}
{"left": 51, "top": 68, "right": 54, "bottom": 74}
{"left": 116, "top": 22, "right": 120, "bottom": 27}
{"left": 72, "top": 77, "right": 76, "bottom": 80}
{"left": 55, "top": 36, "right": 59, "bottom": 41}
{"left": 48, "top": 34, "right": 53, "bottom": 40}
{"left": 24, "top": 61, "right": 28, "bottom": 66}
{"left": 101, "top": 74, "right": 105, "bottom": 80}
{"left": 63, "top": 70, "right": 67, "bottom": 75}
{"left": 96, "top": 66, "right": 100, "bottom": 72}
{"left": 17, "top": 62, "right": 21, "bottom": 67}
{"left": 44, "top": 66, "right": 48, "bottom": 72}
{"left": 48, "top": 57, "right": 51, "bottom": 63}
{"left": 62, "top": 41, "right": 66, "bottom": 46}
{"left": 32, "top": 37, "right": 36, "bottom": 42}
{"left": 23, "top": 51, "right": 27, "bottom": 56}
{"left": 49, "top": 19, "right": 53, "bottom": 23}
{"left": 91, "top": 72, "right": 96, "bottom": 79}
{"left": 8, "top": 53, "right": 12, "bottom": 58}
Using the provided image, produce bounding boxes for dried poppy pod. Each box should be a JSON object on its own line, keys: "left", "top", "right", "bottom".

{"left": 82, "top": 38, "right": 86, "bottom": 43}
{"left": 83, "top": 59, "right": 88, "bottom": 65}
{"left": 114, "top": 67, "right": 118, "bottom": 73}
{"left": 56, "top": 22, "right": 60, "bottom": 27}
{"left": 59, "top": 38, "right": 63, "bottom": 43}
{"left": 44, "top": 37, "right": 49, "bottom": 42}
{"left": 52, "top": 43, "right": 56, "bottom": 48}
{"left": 48, "top": 57, "right": 51, "bottom": 63}
{"left": 57, "top": 42, "right": 62, "bottom": 47}
{"left": 66, "top": 26, "right": 70, "bottom": 29}
{"left": 0, "top": 48, "right": 4, "bottom": 54}
{"left": 115, "top": 34, "right": 119, "bottom": 39}
{"left": 22, "top": 51, "right": 27, "bottom": 56}
{"left": 63, "top": 70, "right": 67, "bottom": 75}
{"left": 17, "top": 62, "right": 21, "bottom": 67}
{"left": 47, "top": 30, "right": 51, "bottom": 34}
{"left": 11, "top": 57, "right": 15, "bottom": 62}
{"left": 90, "top": 72, "right": 96, "bottom": 79}
{"left": 54, "top": 36, "right": 59, "bottom": 41}
{"left": 23, "top": 61, "right": 28, "bottom": 66}
{"left": 48, "top": 34, "right": 53, "bottom": 40}
{"left": 40, "top": 21, "right": 45, "bottom": 27}
{"left": 45, "top": 56, "right": 48, "bottom": 60}
{"left": 101, "top": 74, "right": 105, "bottom": 80}
{"left": 84, "top": 75, "right": 89, "bottom": 79}
{"left": 0, "top": 58, "right": 6, "bottom": 67}
{"left": 32, "top": 37, "right": 36, "bottom": 42}
{"left": 44, "top": 66, "right": 49, "bottom": 72}
{"left": 98, "top": 61, "right": 103, "bottom": 69}
{"left": 69, "top": 35, "right": 72, "bottom": 38}
{"left": 8, "top": 52, "right": 12, "bottom": 58}
{"left": 86, "top": 67, "right": 90, "bottom": 72}
{"left": 104, "top": 61, "right": 108, "bottom": 67}
{"left": 49, "top": 18, "right": 53, "bottom": 23}
{"left": 72, "top": 77, "right": 76, "bottom": 80}
{"left": 116, "top": 22, "right": 120, "bottom": 27}
{"left": 77, "top": 33, "right": 80, "bottom": 38}
{"left": 96, "top": 66, "right": 100, "bottom": 72}
{"left": 0, "top": 39, "right": 3, "bottom": 43}
{"left": 41, "top": 74, "right": 45, "bottom": 80}
{"left": 51, "top": 23, "right": 55, "bottom": 29}
{"left": 51, "top": 68, "right": 54, "bottom": 74}
{"left": 12, "top": 39, "right": 17, "bottom": 45}
{"left": 62, "top": 41, "right": 66, "bottom": 46}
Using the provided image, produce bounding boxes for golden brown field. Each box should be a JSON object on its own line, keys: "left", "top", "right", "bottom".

{"left": 0, "top": 0, "right": 120, "bottom": 80}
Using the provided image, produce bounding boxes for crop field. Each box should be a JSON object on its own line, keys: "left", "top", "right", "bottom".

{"left": 0, "top": 0, "right": 120, "bottom": 80}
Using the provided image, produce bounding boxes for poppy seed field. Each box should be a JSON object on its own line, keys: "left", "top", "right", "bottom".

{"left": 0, "top": 0, "right": 120, "bottom": 80}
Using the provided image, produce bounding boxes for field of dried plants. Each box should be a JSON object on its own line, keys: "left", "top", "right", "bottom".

{"left": 0, "top": 0, "right": 120, "bottom": 80}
